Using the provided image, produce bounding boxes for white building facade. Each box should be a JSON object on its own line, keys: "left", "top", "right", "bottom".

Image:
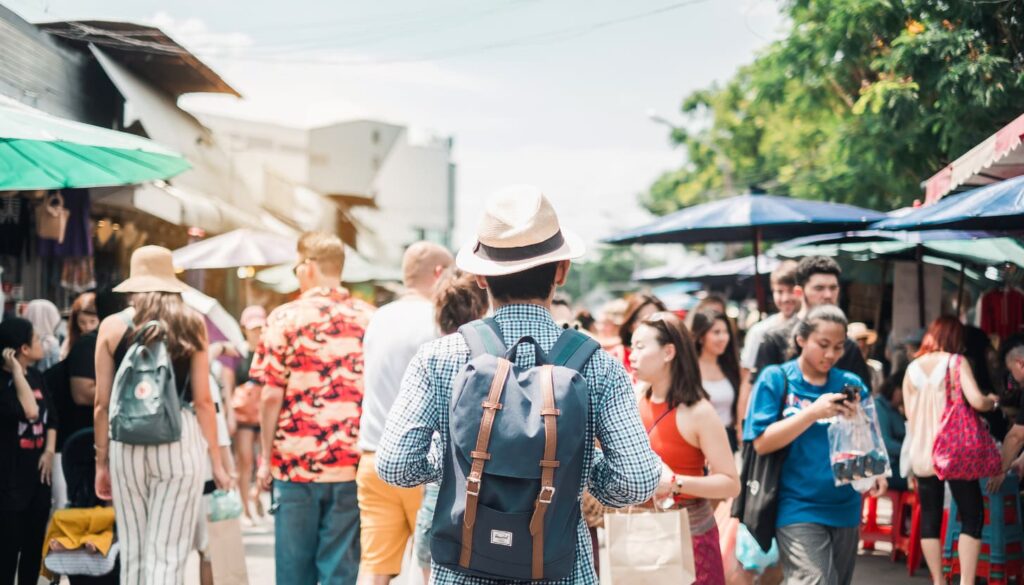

{"left": 201, "top": 114, "right": 456, "bottom": 271}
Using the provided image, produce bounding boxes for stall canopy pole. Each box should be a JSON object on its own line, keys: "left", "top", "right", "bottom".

{"left": 916, "top": 244, "right": 926, "bottom": 328}
{"left": 957, "top": 263, "right": 967, "bottom": 320}
{"left": 753, "top": 227, "right": 767, "bottom": 316}
{"left": 875, "top": 260, "right": 888, "bottom": 333}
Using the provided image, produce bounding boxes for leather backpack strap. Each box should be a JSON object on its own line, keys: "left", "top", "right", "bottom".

{"left": 529, "top": 364, "right": 560, "bottom": 580}
{"left": 460, "top": 358, "right": 512, "bottom": 569}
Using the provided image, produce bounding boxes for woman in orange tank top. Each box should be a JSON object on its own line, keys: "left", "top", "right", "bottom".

{"left": 630, "top": 311, "right": 740, "bottom": 585}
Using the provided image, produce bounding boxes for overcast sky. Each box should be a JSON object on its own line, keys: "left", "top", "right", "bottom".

{"left": 8, "top": 0, "right": 783, "bottom": 248}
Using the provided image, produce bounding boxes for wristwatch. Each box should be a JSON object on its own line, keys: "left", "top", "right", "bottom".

{"left": 671, "top": 474, "right": 685, "bottom": 494}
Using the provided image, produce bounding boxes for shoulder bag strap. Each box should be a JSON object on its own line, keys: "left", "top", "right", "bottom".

{"left": 645, "top": 404, "right": 676, "bottom": 435}
{"left": 460, "top": 358, "right": 512, "bottom": 570}
{"left": 529, "top": 365, "right": 560, "bottom": 580}
{"left": 943, "top": 354, "right": 957, "bottom": 406}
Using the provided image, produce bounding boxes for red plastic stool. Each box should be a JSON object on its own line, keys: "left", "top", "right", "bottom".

{"left": 862, "top": 491, "right": 898, "bottom": 551}
{"left": 889, "top": 489, "right": 925, "bottom": 576}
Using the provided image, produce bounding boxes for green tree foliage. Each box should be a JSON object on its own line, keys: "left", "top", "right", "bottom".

{"left": 644, "top": 0, "right": 1024, "bottom": 214}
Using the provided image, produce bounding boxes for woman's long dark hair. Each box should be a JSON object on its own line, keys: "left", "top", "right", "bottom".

{"left": 690, "top": 309, "right": 741, "bottom": 418}
{"left": 619, "top": 293, "right": 667, "bottom": 348}
{"left": 132, "top": 292, "right": 207, "bottom": 360}
{"left": 640, "top": 311, "right": 707, "bottom": 409}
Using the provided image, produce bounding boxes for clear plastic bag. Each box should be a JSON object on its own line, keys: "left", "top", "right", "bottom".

{"left": 827, "top": 395, "right": 891, "bottom": 486}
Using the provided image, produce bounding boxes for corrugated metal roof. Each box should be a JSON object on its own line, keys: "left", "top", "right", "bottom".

{"left": 37, "top": 20, "right": 241, "bottom": 98}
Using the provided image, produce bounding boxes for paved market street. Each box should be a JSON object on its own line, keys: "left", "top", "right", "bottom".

{"left": 184, "top": 506, "right": 929, "bottom": 585}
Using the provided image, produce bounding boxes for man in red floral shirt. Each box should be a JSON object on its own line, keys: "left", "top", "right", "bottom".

{"left": 251, "top": 231, "right": 375, "bottom": 585}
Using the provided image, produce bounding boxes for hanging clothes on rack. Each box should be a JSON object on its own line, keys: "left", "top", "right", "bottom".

{"left": 0, "top": 194, "right": 32, "bottom": 258}
{"left": 978, "top": 286, "right": 1024, "bottom": 341}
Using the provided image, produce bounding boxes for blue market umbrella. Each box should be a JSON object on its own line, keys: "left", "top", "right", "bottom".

{"left": 605, "top": 193, "right": 885, "bottom": 310}
{"left": 872, "top": 175, "right": 1024, "bottom": 232}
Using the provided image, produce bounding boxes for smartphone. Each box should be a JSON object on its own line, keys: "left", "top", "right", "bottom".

{"left": 833, "top": 384, "right": 860, "bottom": 404}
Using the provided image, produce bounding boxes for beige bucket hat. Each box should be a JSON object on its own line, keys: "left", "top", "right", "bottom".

{"left": 456, "top": 185, "right": 586, "bottom": 276}
{"left": 113, "top": 245, "right": 189, "bottom": 294}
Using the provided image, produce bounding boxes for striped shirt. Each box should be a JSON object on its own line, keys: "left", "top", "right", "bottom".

{"left": 377, "top": 303, "right": 661, "bottom": 584}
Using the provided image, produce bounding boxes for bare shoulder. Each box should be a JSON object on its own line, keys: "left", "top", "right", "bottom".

{"left": 97, "top": 312, "right": 128, "bottom": 351}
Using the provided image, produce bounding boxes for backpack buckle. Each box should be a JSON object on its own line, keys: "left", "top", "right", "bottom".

{"left": 538, "top": 486, "right": 555, "bottom": 504}
{"left": 466, "top": 476, "right": 482, "bottom": 497}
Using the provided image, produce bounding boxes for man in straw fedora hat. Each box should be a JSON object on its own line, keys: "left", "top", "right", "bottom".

{"left": 249, "top": 231, "right": 375, "bottom": 585}
{"left": 376, "top": 185, "right": 660, "bottom": 584}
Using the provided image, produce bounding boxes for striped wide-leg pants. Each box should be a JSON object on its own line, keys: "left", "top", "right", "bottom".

{"left": 110, "top": 410, "right": 206, "bottom": 585}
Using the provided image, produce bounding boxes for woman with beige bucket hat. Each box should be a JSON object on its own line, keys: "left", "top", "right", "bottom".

{"left": 93, "top": 245, "right": 233, "bottom": 585}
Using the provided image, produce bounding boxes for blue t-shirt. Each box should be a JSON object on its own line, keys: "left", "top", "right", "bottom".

{"left": 742, "top": 360, "right": 868, "bottom": 529}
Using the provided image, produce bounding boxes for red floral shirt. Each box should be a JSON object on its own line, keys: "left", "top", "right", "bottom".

{"left": 251, "top": 287, "right": 375, "bottom": 483}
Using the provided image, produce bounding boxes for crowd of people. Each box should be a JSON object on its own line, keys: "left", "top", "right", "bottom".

{"left": 2, "top": 185, "right": 1023, "bottom": 585}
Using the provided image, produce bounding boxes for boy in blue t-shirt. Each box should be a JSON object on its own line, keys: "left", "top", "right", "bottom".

{"left": 742, "top": 306, "right": 885, "bottom": 585}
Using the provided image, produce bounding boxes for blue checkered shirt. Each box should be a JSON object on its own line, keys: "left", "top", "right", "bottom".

{"left": 376, "top": 304, "right": 661, "bottom": 584}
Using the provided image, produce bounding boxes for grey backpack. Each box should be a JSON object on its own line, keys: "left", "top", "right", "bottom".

{"left": 431, "top": 317, "right": 600, "bottom": 581}
{"left": 109, "top": 320, "right": 185, "bottom": 445}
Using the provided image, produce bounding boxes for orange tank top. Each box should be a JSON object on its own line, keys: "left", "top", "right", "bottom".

{"left": 639, "top": 398, "right": 706, "bottom": 499}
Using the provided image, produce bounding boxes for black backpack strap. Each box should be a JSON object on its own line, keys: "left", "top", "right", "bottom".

{"left": 458, "top": 318, "right": 507, "bottom": 358}
{"left": 548, "top": 328, "right": 600, "bottom": 372}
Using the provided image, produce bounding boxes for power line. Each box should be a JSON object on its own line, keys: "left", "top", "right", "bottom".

{"left": 212, "top": 0, "right": 714, "bottom": 67}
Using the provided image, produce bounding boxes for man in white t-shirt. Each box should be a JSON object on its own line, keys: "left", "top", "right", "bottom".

{"left": 357, "top": 241, "right": 454, "bottom": 583}
{"left": 736, "top": 259, "right": 799, "bottom": 432}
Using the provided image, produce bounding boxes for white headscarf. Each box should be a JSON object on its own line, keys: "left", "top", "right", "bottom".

{"left": 25, "top": 299, "right": 62, "bottom": 369}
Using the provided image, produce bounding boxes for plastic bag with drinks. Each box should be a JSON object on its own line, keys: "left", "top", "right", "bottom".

{"left": 827, "top": 385, "right": 891, "bottom": 488}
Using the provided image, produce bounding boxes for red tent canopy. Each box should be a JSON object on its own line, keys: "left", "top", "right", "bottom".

{"left": 924, "top": 113, "right": 1024, "bottom": 204}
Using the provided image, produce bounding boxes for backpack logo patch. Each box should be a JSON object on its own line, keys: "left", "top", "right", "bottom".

{"left": 490, "top": 530, "right": 513, "bottom": 547}
{"left": 134, "top": 381, "right": 154, "bottom": 400}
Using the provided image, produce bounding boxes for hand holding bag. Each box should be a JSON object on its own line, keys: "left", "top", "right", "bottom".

{"left": 932, "top": 354, "right": 1001, "bottom": 480}
{"left": 35, "top": 191, "right": 70, "bottom": 243}
{"left": 731, "top": 375, "right": 788, "bottom": 552}
{"left": 605, "top": 506, "right": 696, "bottom": 585}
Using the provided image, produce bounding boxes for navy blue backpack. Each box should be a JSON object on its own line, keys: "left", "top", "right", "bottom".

{"left": 431, "top": 318, "right": 600, "bottom": 581}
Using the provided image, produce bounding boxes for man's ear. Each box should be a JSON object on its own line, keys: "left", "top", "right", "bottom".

{"left": 793, "top": 285, "right": 805, "bottom": 300}
{"left": 554, "top": 260, "right": 571, "bottom": 287}
{"left": 474, "top": 274, "right": 489, "bottom": 290}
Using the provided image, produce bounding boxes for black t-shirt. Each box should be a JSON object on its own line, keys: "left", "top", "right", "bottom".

{"left": 235, "top": 353, "right": 255, "bottom": 385}
{"left": 50, "top": 331, "right": 97, "bottom": 451}
{"left": 0, "top": 367, "right": 57, "bottom": 510}
{"left": 752, "top": 320, "right": 872, "bottom": 389}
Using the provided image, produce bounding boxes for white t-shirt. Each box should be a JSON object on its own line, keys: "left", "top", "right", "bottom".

{"left": 739, "top": 312, "right": 784, "bottom": 371}
{"left": 703, "top": 378, "right": 736, "bottom": 427}
{"left": 358, "top": 296, "right": 438, "bottom": 452}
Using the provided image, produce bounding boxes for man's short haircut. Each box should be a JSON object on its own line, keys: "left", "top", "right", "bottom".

{"left": 298, "top": 231, "right": 345, "bottom": 277}
{"left": 1002, "top": 333, "right": 1024, "bottom": 363}
{"left": 771, "top": 260, "right": 799, "bottom": 288}
{"left": 484, "top": 262, "right": 560, "bottom": 303}
{"left": 795, "top": 255, "right": 841, "bottom": 287}
{"left": 402, "top": 241, "right": 454, "bottom": 288}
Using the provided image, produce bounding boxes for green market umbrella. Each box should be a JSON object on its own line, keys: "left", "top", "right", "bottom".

{"left": 0, "top": 96, "right": 190, "bottom": 190}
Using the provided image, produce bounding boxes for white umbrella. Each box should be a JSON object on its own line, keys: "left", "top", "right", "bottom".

{"left": 255, "top": 246, "right": 400, "bottom": 293}
{"left": 182, "top": 286, "right": 247, "bottom": 357}
{"left": 172, "top": 228, "right": 298, "bottom": 270}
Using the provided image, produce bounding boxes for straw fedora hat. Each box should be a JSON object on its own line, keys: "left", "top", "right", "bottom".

{"left": 847, "top": 322, "right": 878, "bottom": 346}
{"left": 113, "top": 245, "right": 189, "bottom": 294}
{"left": 456, "top": 185, "right": 585, "bottom": 276}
